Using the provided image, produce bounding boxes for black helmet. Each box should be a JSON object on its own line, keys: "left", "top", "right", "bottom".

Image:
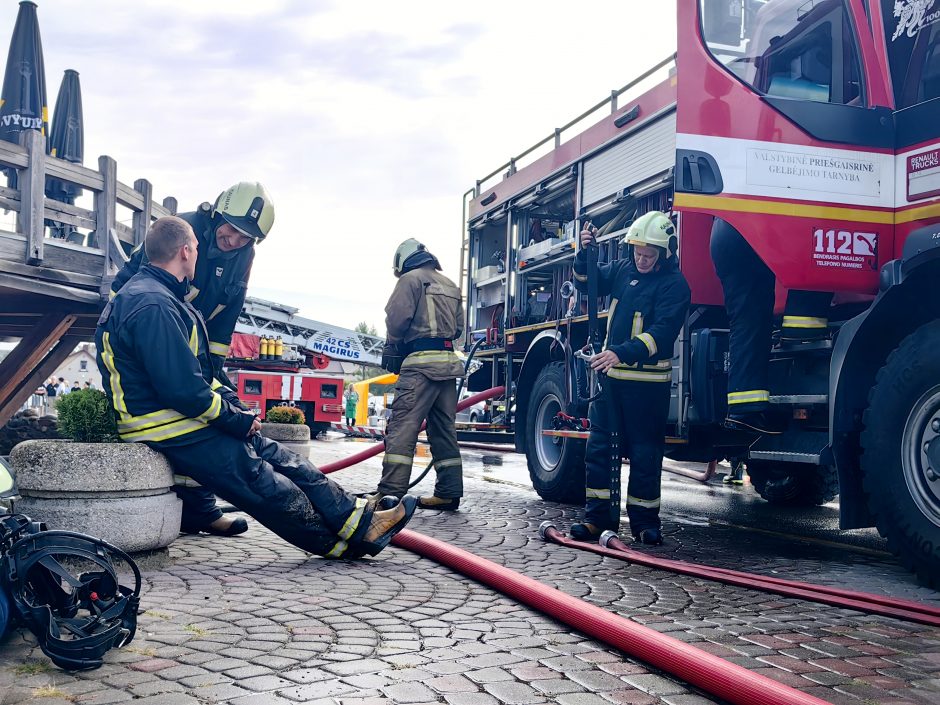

{"left": 1, "top": 516, "right": 141, "bottom": 671}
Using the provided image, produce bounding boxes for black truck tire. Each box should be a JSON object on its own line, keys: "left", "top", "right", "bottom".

{"left": 525, "top": 362, "right": 585, "bottom": 504}
{"left": 861, "top": 321, "right": 940, "bottom": 586}
{"left": 746, "top": 461, "right": 839, "bottom": 506}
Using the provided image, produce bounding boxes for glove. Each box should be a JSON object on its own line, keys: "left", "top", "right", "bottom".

{"left": 381, "top": 343, "right": 404, "bottom": 375}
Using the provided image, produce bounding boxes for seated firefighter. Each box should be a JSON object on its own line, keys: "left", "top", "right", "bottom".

{"left": 95, "top": 216, "right": 416, "bottom": 558}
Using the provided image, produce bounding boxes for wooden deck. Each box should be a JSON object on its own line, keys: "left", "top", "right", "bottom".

{"left": 0, "top": 129, "right": 176, "bottom": 426}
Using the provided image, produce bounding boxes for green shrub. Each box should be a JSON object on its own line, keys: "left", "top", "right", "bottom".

{"left": 265, "top": 405, "right": 305, "bottom": 425}
{"left": 55, "top": 389, "right": 120, "bottom": 443}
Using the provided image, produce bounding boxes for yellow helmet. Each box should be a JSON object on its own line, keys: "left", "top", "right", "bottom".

{"left": 212, "top": 182, "right": 275, "bottom": 242}
{"left": 622, "top": 210, "right": 677, "bottom": 258}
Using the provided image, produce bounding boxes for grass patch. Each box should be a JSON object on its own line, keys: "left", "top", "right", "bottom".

{"left": 184, "top": 624, "right": 210, "bottom": 636}
{"left": 124, "top": 646, "right": 157, "bottom": 657}
{"left": 13, "top": 661, "right": 52, "bottom": 676}
{"left": 143, "top": 610, "right": 171, "bottom": 620}
{"left": 31, "top": 686, "right": 76, "bottom": 701}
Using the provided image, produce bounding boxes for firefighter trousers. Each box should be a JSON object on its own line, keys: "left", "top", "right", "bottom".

{"left": 709, "top": 219, "right": 775, "bottom": 415}
{"left": 378, "top": 369, "right": 463, "bottom": 499}
{"left": 154, "top": 432, "right": 373, "bottom": 558}
{"left": 173, "top": 485, "right": 224, "bottom": 527}
{"left": 584, "top": 378, "right": 670, "bottom": 535}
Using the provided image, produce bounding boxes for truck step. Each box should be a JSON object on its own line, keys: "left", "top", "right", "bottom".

{"left": 748, "top": 430, "right": 829, "bottom": 466}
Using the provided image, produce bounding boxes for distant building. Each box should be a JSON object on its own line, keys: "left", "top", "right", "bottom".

{"left": 53, "top": 344, "right": 101, "bottom": 390}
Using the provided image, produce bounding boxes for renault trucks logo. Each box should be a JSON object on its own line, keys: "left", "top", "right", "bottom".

{"left": 893, "top": 0, "right": 940, "bottom": 41}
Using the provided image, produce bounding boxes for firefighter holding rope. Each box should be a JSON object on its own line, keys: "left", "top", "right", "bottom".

{"left": 569, "top": 211, "right": 690, "bottom": 545}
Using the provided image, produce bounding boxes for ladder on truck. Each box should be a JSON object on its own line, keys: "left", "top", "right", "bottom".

{"left": 234, "top": 297, "right": 385, "bottom": 367}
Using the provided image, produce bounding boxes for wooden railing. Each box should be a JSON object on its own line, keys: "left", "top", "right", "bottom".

{"left": 0, "top": 129, "right": 176, "bottom": 302}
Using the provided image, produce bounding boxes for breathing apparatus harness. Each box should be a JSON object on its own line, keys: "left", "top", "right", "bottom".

{"left": 0, "top": 513, "right": 141, "bottom": 671}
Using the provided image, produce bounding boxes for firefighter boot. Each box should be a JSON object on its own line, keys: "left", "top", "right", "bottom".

{"left": 180, "top": 515, "right": 249, "bottom": 536}
{"left": 634, "top": 528, "right": 663, "bottom": 545}
{"left": 569, "top": 522, "right": 607, "bottom": 542}
{"left": 361, "top": 495, "right": 418, "bottom": 556}
{"left": 418, "top": 496, "right": 460, "bottom": 511}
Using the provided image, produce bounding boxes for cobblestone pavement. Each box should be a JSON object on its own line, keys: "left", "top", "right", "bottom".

{"left": 3, "top": 441, "right": 940, "bottom": 705}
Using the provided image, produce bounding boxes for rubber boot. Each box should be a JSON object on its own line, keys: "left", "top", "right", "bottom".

{"left": 634, "top": 528, "right": 663, "bottom": 546}
{"left": 569, "top": 522, "right": 605, "bottom": 542}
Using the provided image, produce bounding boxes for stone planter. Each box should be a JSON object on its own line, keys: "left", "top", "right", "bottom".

{"left": 10, "top": 440, "right": 181, "bottom": 553}
{"left": 261, "top": 422, "right": 311, "bottom": 442}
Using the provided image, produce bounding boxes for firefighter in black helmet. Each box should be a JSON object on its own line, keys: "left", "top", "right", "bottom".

{"left": 110, "top": 182, "right": 275, "bottom": 537}
{"left": 376, "top": 239, "right": 466, "bottom": 510}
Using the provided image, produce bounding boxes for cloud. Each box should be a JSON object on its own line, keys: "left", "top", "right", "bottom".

{"left": 7, "top": 0, "right": 677, "bottom": 336}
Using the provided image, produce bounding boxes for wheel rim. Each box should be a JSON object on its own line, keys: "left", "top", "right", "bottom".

{"left": 534, "top": 393, "right": 563, "bottom": 473}
{"left": 902, "top": 385, "right": 940, "bottom": 528}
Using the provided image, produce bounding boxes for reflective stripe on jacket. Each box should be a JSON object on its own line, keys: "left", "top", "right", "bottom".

{"left": 96, "top": 265, "right": 255, "bottom": 445}
{"left": 574, "top": 248, "right": 690, "bottom": 382}
{"left": 385, "top": 265, "right": 465, "bottom": 380}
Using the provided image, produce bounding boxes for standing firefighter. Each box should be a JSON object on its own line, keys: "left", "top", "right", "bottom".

{"left": 110, "top": 182, "right": 274, "bottom": 537}
{"left": 569, "top": 211, "right": 691, "bottom": 545}
{"left": 377, "top": 239, "right": 465, "bottom": 511}
{"left": 97, "top": 217, "right": 416, "bottom": 559}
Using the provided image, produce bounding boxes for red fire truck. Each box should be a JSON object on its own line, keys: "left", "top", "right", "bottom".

{"left": 463, "top": 0, "right": 940, "bottom": 583}
{"left": 225, "top": 333, "right": 345, "bottom": 432}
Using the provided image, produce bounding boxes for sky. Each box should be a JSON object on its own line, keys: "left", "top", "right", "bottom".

{"left": 4, "top": 0, "right": 676, "bottom": 334}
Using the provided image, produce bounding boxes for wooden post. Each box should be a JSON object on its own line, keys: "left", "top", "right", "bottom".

{"left": 19, "top": 129, "right": 46, "bottom": 265}
{"left": 92, "top": 155, "right": 117, "bottom": 249}
{"left": 0, "top": 312, "right": 76, "bottom": 421}
{"left": 0, "top": 333, "right": 83, "bottom": 428}
{"left": 162, "top": 196, "right": 177, "bottom": 215}
{"left": 132, "top": 178, "right": 152, "bottom": 247}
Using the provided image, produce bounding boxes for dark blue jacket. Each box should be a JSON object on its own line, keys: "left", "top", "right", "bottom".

{"left": 110, "top": 205, "right": 253, "bottom": 372}
{"left": 96, "top": 264, "right": 255, "bottom": 445}
{"left": 574, "top": 248, "right": 690, "bottom": 382}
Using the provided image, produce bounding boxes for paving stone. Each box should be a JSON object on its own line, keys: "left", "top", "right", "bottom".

{"left": 531, "top": 679, "right": 586, "bottom": 696}
{"left": 382, "top": 682, "right": 438, "bottom": 703}
{"left": 443, "top": 694, "right": 500, "bottom": 705}
{"left": 466, "top": 668, "right": 515, "bottom": 684}
{"left": 600, "top": 690, "right": 657, "bottom": 705}
{"left": 481, "top": 681, "right": 542, "bottom": 704}
{"left": 280, "top": 680, "right": 358, "bottom": 701}
{"left": 324, "top": 659, "right": 389, "bottom": 677}
{"left": 619, "top": 675, "right": 686, "bottom": 697}
{"left": 132, "top": 696, "right": 202, "bottom": 705}
{"left": 426, "top": 674, "right": 479, "bottom": 694}
{"left": 236, "top": 675, "right": 296, "bottom": 691}
{"left": 554, "top": 694, "right": 611, "bottom": 705}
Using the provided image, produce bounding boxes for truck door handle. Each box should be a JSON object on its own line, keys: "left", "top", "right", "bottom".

{"left": 675, "top": 150, "right": 723, "bottom": 194}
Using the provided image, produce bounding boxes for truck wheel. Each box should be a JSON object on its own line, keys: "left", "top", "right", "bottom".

{"left": 861, "top": 321, "right": 940, "bottom": 586}
{"left": 525, "top": 362, "right": 585, "bottom": 504}
{"left": 746, "top": 461, "right": 838, "bottom": 506}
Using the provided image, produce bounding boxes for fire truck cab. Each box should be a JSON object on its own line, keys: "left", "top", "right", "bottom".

{"left": 463, "top": 0, "right": 940, "bottom": 583}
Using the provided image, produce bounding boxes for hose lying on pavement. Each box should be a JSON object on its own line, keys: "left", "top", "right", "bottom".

{"left": 320, "top": 386, "right": 506, "bottom": 475}
{"left": 392, "top": 528, "right": 832, "bottom": 705}
{"left": 541, "top": 523, "right": 940, "bottom": 628}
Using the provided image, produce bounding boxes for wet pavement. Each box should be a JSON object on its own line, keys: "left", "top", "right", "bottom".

{"left": 2, "top": 436, "right": 940, "bottom": 705}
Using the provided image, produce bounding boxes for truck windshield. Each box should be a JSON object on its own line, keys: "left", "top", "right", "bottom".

{"left": 700, "top": 0, "right": 864, "bottom": 105}
{"left": 882, "top": 0, "right": 940, "bottom": 108}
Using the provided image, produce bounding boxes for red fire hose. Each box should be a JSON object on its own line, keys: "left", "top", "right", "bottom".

{"left": 392, "top": 529, "right": 832, "bottom": 705}
{"left": 320, "top": 386, "right": 505, "bottom": 474}
{"left": 541, "top": 524, "right": 940, "bottom": 628}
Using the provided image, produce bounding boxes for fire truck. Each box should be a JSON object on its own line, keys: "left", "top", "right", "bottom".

{"left": 224, "top": 297, "right": 385, "bottom": 432}
{"left": 462, "top": 0, "right": 940, "bottom": 583}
